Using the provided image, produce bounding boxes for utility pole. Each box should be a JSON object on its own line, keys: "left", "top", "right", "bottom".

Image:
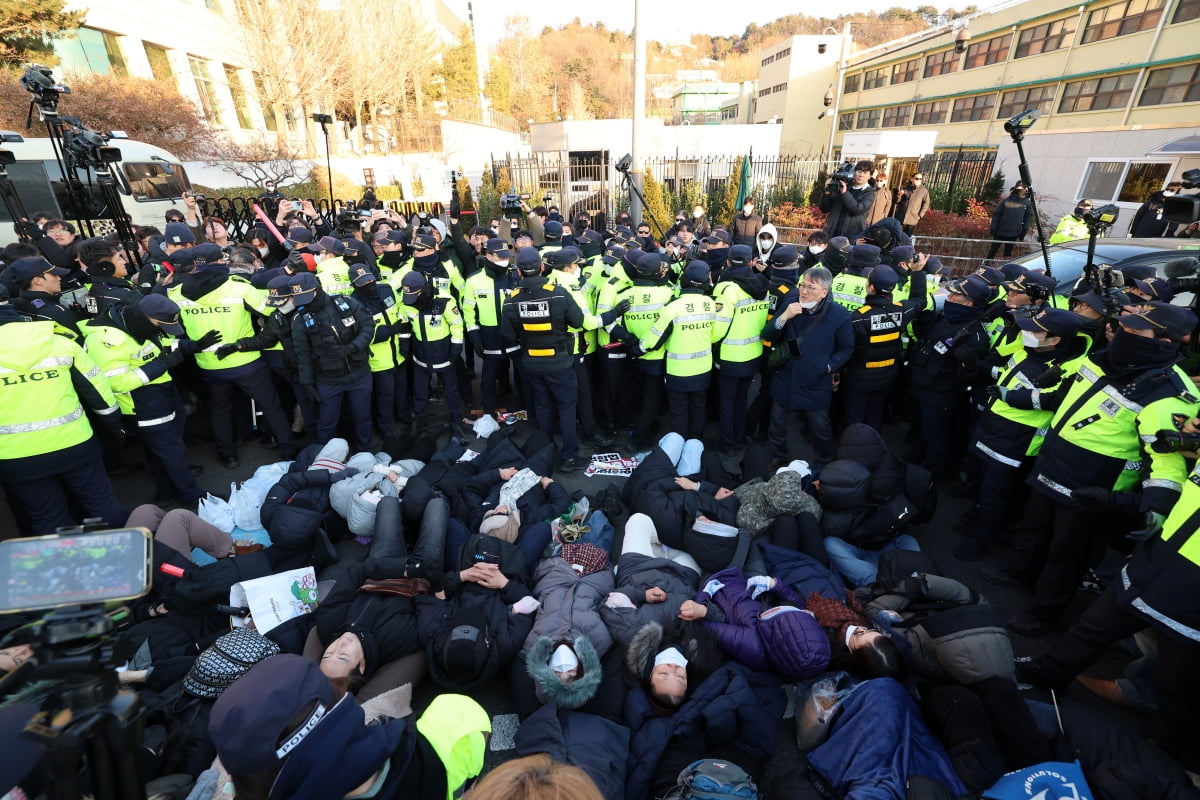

{"left": 630, "top": 0, "right": 647, "bottom": 222}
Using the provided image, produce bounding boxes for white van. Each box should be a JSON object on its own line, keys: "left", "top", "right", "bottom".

{"left": 0, "top": 131, "right": 192, "bottom": 246}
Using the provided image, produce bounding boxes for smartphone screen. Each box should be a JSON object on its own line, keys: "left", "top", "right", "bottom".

{"left": 0, "top": 528, "right": 152, "bottom": 613}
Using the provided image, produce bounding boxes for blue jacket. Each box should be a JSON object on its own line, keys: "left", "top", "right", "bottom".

{"left": 515, "top": 705, "right": 630, "bottom": 800}
{"left": 624, "top": 662, "right": 785, "bottom": 800}
{"left": 758, "top": 542, "right": 847, "bottom": 600}
{"left": 763, "top": 297, "right": 853, "bottom": 411}
{"left": 808, "top": 677, "right": 966, "bottom": 799}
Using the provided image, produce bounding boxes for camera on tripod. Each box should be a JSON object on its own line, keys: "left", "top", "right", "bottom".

{"left": 1164, "top": 256, "right": 1200, "bottom": 294}
{"left": 20, "top": 65, "right": 71, "bottom": 116}
{"left": 1081, "top": 203, "right": 1119, "bottom": 230}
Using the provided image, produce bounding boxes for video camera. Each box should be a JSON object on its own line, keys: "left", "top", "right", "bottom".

{"left": 0, "top": 524, "right": 154, "bottom": 800}
{"left": 1150, "top": 428, "right": 1200, "bottom": 454}
{"left": 500, "top": 192, "right": 531, "bottom": 218}
{"left": 20, "top": 65, "right": 71, "bottom": 116}
{"left": 1164, "top": 256, "right": 1200, "bottom": 294}
{"left": 830, "top": 161, "right": 856, "bottom": 188}
{"left": 1164, "top": 168, "right": 1200, "bottom": 225}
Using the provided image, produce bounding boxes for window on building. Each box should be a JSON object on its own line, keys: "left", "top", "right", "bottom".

{"left": 1139, "top": 62, "right": 1200, "bottom": 105}
{"left": 1081, "top": 0, "right": 1165, "bottom": 44}
{"left": 855, "top": 108, "right": 881, "bottom": 129}
{"left": 758, "top": 88, "right": 771, "bottom": 98}
{"left": 951, "top": 93, "right": 997, "bottom": 121}
{"left": 838, "top": 112, "right": 855, "bottom": 131}
{"left": 223, "top": 65, "right": 253, "bottom": 129}
{"left": 253, "top": 74, "right": 277, "bottom": 132}
{"left": 863, "top": 68, "right": 888, "bottom": 89}
{"left": 1174, "top": 0, "right": 1200, "bottom": 22}
{"left": 1059, "top": 73, "right": 1138, "bottom": 112}
{"left": 924, "top": 50, "right": 960, "bottom": 78}
{"left": 58, "top": 28, "right": 128, "bottom": 76}
{"left": 143, "top": 42, "right": 173, "bottom": 81}
{"left": 761, "top": 54, "right": 773, "bottom": 67}
{"left": 891, "top": 58, "right": 921, "bottom": 84}
{"left": 772, "top": 83, "right": 787, "bottom": 93}
{"left": 964, "top": 34, "right": 1012, "bottom": 68}
{"left": 882, "top": 105, "right": 912, "bottom": 127}
{"left": 1015, "top": 18, "right": 1078, "bottom": 57}
{"left": 1080, "top": 160, "right": 1173, "bottom": 203}
{"left": 843, "top": 73, "right": 860, "bottom": 93}
{"left": 997, "top": 85, "right": 1058, "bottom": 118}
{"left": 913, "top": 100, "right": 949, "bottom": 125}
{"left": 189, "top": 56, "right": 223, "bottom": 125}
{"left": 779, "top": 47, "right": 791, "bottom": 58}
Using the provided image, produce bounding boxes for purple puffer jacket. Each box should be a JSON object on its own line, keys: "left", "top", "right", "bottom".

{"left": 696, "top": 567, "right": 830, "bottom": 680}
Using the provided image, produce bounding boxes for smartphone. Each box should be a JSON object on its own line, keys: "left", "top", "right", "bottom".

{"left": 291, "top": 201, "right": 302, "bottom": 212}
{"left": 0, "top": 528, "right": 152, "bottom": 614}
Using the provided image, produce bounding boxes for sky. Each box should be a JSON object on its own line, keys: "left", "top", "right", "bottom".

{"left": 456, "top": 0, "right": 956, "bottom": 54}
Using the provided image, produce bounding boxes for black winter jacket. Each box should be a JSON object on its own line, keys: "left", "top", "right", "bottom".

{"left": 291, "top": 292, "right": 374, "bottom": 385}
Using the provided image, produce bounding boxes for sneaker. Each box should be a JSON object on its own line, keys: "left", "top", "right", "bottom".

{"left": 559, "top": 456, "right": 584, "bottom": 473}
{"left": 1079, "top": 568, "right": 1106, "bottom": 594}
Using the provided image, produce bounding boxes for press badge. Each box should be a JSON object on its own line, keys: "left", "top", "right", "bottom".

{"left": 1099, "top": 398, "right": 1121, "bottom": 418}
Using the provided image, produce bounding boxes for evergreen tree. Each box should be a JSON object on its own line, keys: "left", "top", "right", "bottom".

{"left": 641, "top": 167, "right": 672, "bottom": 240}
{"left": 0, "top": 0, "right": 85, "bottom": 65}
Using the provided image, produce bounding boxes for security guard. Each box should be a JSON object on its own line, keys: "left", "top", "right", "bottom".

{"left": 349, "top": 263, "right": 408, "bottom": 443}
{"left": 712, "top": 244, "right": 768, "bottom": 453}
{"left": 841, "top": 263, "right": 927, "bottom": 432}
{"left": 0, "top": 297, "right": 126, "bottom": 534}
{"left": 398, "top": 270, "right": 466, "bottom": 438}
{"left": 828, "top": 243, "right": 879, "bottom": 311}
{"left": 167, "top": 243, "right": 297, "bottom": 468}
{"left": 7, "top": 256, "right": 83, "bottom": 340}
{"left": 639, "top": 261, "right": 720, "bottom": 439}
{"left": 611, "top": 252, "right": 677, "bottom": 448}
{"left": 309, "top": 235, "right": 353, "bottom": 296}
{"left": 501, "top": 247, "right": 587, "bottom": 470}
{"left": 545, "top": 247, "right": 627, "bottom": 447}
{"left": 1020, "top": 446, "right": 1200, "bottom": 772}
{"left": 463, "top": 238, "right": 522, "bottom": 417}
{"left": 289, "top": 272, "right": 376, "bottom": 452}
{"left": 959, "top": 308, "right": 1090, "bottom": 561}
{"left": 78, "top": 238, "right": 144, "bottom": 317}
{"left": 84, "top": 294, "right": 214, "bottom": 505}
{"left": 989, "top": 302, "right": 1200, "bottom": 635}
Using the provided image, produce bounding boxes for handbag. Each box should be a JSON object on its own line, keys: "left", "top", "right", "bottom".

{"left": 768, "top": 302, "right": 829, "bottom": 372}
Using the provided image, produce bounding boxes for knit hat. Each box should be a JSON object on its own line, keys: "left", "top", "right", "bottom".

{"left": 434, "top": 606, "right": 492, "bottom": 687}
{"left": 889, "top": 245, "right": 916, "bottom": 264}
{"left": 183, "top": 628, "right": 280, "bottom": 699}
{"left": 163, "top": 221, "right": 195, "bottom": 245}
{"left": 734, "top": 471, "right": 813, "bottom": 534}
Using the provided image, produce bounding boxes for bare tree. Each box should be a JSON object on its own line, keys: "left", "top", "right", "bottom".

{"left": 202, "top": 133, "right": 308, "bottom": 187}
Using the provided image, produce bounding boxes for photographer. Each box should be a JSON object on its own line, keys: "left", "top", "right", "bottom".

{"left": 519, "top": 198, "right": 547, "bottom": 246}
{"left": 820, "top": 161, "right": 877, "bottom": 241}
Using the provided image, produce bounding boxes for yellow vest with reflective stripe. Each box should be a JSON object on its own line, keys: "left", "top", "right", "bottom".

{"left": 713, "top": 281, "right": 767, "bottom": 363}
{"left": 0, "top": 321, "right": 114, "bottom": 459}
{"left": 84, "top": 324, "right": 172, "bottom": 415}
{"left": 616, "top": 283, "right": 677, "bottom": 362}
{"left": 645, "top": 294, "right": 720, "bottom": 378}
{"left": 830, "top": 272, "right": 868, "bottom": 311}
{"left": 168, "top": 277, "right": 270, "bottom": 371}
{"left": 367, "top": 291, "right": 405, "bottom": 372}
{"left": 316, "top": 256, "right": 353, "bottom": 296}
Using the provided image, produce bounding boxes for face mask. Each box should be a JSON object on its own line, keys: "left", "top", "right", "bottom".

{"left": 705, "top": 248, "right": 728, "bottom": 267}
{"left": 1163, "top": 191, "right": 1176, "bottom": 197}
{"left": 1020, "top": 330, "right": 1043, "bottom": 349}
{"left": 760, "top": 238, "right": 774, "bottom": 249}
{"left": 1107, "top": 328, "right": 1178, "bottom": 369}
{"left": 654, "top": 646, "right": 689, "bottom": 670}
{"left": 414, "top": 251, "right": 440, "bottom": 269}
{"left": 693, "top": 209, "right": 703, "bottom": 218}
{"left": 808, "top": 245, "right": 825, "bottom": 255}
{"left": 257, "top": 246, "right": 270, "bottom": 257}
{"left": 942, "top": 301, "right": 983, "bottom": 324}
{"left": 550, "top": 644, "right": 579, "bottom": 675}
{"left": 743, "top": 205, "right": 754, "bottom": 215}
{"left": 493, "top": 258, "right": 510, "bottom": 268}
{"left": 402, "top": 291, "right": 421, "bottom": 306}
{"left": 490, "top": 226, "right": 500, "bottom": 233}
{"left": 800, "top": 299, "right": 820, "bottom": 309}
{"left": 274, "top": 298, "right": 296, "bottom": 315}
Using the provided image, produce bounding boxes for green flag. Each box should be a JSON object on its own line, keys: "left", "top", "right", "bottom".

{"left": 734, "top": 154, "right": 753, "bottom": 209}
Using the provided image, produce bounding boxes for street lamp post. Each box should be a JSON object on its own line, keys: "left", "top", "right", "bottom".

{"left": 822, "top": 23, "right": 852, "bottom": 165}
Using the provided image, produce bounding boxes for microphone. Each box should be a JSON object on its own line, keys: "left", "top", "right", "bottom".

{"left": 1163, "top": 257, "right": 1199, "bottom": 279}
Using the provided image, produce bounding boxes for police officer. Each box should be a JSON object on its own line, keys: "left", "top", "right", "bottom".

{"left": 611, "top": 252, "right": 677, "bottom": 448}
{"left": 84, "top": 294, "right": 214, "bottom": 506}
{"left": 309, "top": 235, "right": 353, "bottom": 296}
{"left": 7, "top": 256, "right": 82, "bottom": 340}
{"left": 389, "top": 232, "right": 465, "bottom": 302}
{"left": 841, "top": 263, "right": 927, "bottom": 432}
{"left": 463, "top": 238, "right": 522, "bottom": 418}
{"left": 747, "top": 244, "right": 802, "bottom": 441}
{"left": 501, "top": 247, "right": 588, "bottom": 471}
{"left": 908, "top": 275, "right": 994, "bottom": 478}
{"left": 828, "top": 243, "right": 879, "bottom": 311}
{"left": 373, "top": 229, "right": 411, "bottom": 280}
{"left": 639, "top": 261, "right": 720, "bottom": 439}
{"left": 0, "top": 296, "right": 126, "bottom": 534}
{"left": 78, "top": 238, "right": 144, "bottom": 316}
{"left": 987, "top": 302, "right": 1200, "bottom": 635}
{"left": 958, "top": 308, "right": 1090, "bottom": 561}
{"left": 289, "top": 271, "right": 376, "bottom": 452}
{"left": 594, "top": 246, "right": 641, "bottom": 438}
{"left": 349, "top": 263, "right": 408, "bottom": 444}
{"left": 989, "top": 271, "right": 1059, "bottom": 360}
{"left": 167, "top": 243, "right": 297, "bottom": 468}
{"left": 398, "top": 270, "right": 467, "bottom": 438}
{"left": 819, "top": 235, "right": 851, "bottom": 275}
{"left": 712, "top": 244, "right": 768, "bottom": 454}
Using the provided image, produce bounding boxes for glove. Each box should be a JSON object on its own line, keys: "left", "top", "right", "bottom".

{"left": 1128, "top": 511, "right": 1165, "bottom": 542}
{"left": 985, "top": 385, "right": 1007, "bottom": 403}
{"left": 286, "top": 249, "right": 308, "bottom": 271}
{"left": 1071, "top": 487, "right": 1139, "bottom": 514}
{"left": 449, "top": 191, "right": 461, "bottom": 220}
{"left": 179, "top": 329, "right": 222, "bottom": 354}
{"left": 451, "top": 343, "right": 463, "bottom": 361}
{"left": 467, "top": 331, "right": 484, "bottom": 357}
{"left": 605, "top": 591, "right": 635, "bottom": 610}
{"left": 157, "top": 348, "right": 186, "bottom": 370}
{"left": 511, "top": 595, "right": 540, "bottom": 615}
{"left": 214, "top": 343, "right": 241, "bottom": 360}
{"left": 330, "top": 467, "right": 359, "bottom": 482}
{"left": 20, "top": 220, "right": 44, "bottom": 240}
{"left": 1032, "top": 365, "right": 1065, "bottom": 389}
{"left": 746, "top": 575, "right": 774, "bottom": 599}
{"left": 702, "top": 578, "right": 725, "bottom": 597}
{"left": 601, "top": 298, "right": 631, "bottom": 325}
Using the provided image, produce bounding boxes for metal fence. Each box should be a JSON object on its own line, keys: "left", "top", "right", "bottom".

{"left": 196, "top": 196, "right": 444, "bottom": 241}
{"left": 917, "top": 148, "right": 998, "bottom": 212}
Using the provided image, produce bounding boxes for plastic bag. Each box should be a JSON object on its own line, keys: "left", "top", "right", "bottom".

{"left": 198, "top": 493, "right": 236, "bottom": 533}
{"left": 232, "top": 462, "right": 291, "bottom": 530}
{"left": 472, "top": 413, "right": 501, "bottom": 439}
{"left": 795, "top": 671, "right": 859, "bottom": 750}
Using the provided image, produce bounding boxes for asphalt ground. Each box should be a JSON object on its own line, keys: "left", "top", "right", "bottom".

{"left": 0, "top": 370, "right": 1158, "bottom": 787}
